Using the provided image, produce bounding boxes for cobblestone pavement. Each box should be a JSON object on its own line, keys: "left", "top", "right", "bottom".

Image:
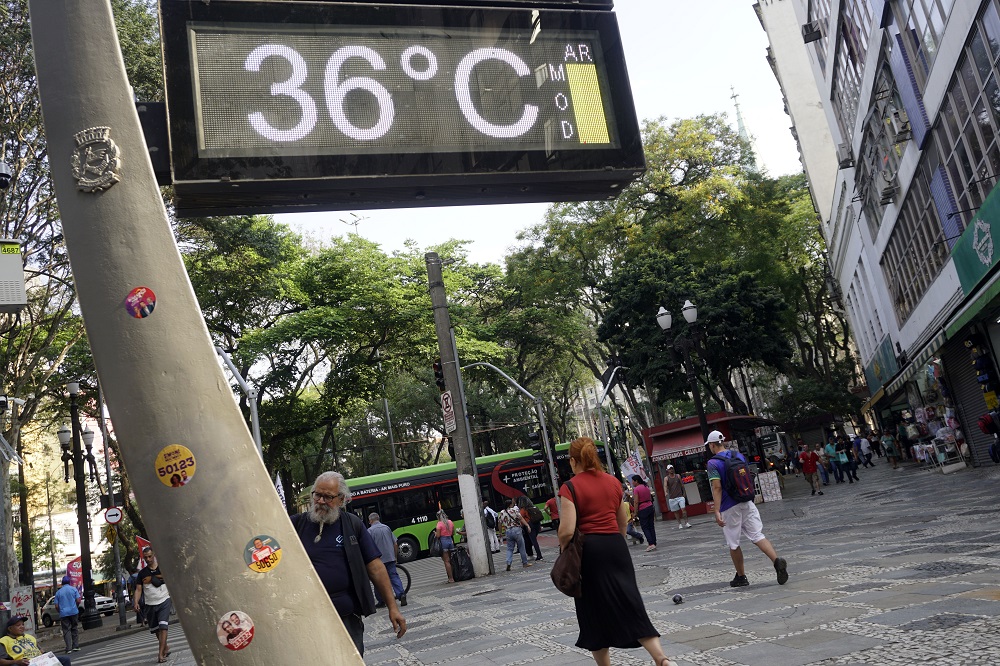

{"left": 364, "top": 459, "right": 1000, "bottom": 665}
{"left": 41, "top": 459, "right": 1000, "bottom": 664}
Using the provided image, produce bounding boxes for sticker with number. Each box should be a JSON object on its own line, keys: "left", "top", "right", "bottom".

{"left": 154, "top": 444, "right": 196, "bottom": 488}
{"left": 243, "top": 535, "right": 282, "bottom": 573}
{"left": 217, "top": 610, "right": 254, "bottom": 651}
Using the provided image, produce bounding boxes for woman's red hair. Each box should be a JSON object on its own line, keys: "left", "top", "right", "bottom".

{"left": 570, "top": 437, "right": 605, "bottom": 473}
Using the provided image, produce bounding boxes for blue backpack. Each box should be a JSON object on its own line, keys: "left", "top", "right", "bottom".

{"left": 712, "top": 452, "right": 756, "bottom": 503}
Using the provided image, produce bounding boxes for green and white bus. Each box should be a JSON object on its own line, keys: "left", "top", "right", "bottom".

{"left": 346, "top": 442, "right": 602, "bottom": 562}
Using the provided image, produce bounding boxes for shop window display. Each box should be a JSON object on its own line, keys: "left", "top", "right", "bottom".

{"left": 903, "top": 359, "right": 969, "bottom": 466}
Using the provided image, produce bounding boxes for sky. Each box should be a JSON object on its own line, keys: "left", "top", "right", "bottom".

{"left": 277, "top": 1, "right": 803, "bottom": 265}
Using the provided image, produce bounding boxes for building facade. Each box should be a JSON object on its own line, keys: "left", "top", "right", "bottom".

{"left": 758, "top": 0, "right": 1000, "bottom": 466}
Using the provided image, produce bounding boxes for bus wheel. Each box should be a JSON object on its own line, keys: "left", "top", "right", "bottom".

{"left": 396, "top": 535, "right": 419, "bottom": 563}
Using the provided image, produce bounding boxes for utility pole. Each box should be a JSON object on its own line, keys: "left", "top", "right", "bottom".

{"left": 425, "top": 253, "right": 489, "bottom": 577}
{"left": 96, "top": 383, "right": 128, "bottom": 629}
{"left": 29, "top": 2, "right": 362, "bottom": 661}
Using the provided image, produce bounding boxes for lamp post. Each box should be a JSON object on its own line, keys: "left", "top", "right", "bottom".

{"left": 57, "top": 382, "right": 102, "bottom": 629}
{"left": 656, "top": 301, "right": 711, "bottom": 442}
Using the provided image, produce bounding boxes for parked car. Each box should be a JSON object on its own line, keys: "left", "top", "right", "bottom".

{"left": 40, "top": 594, "right": 117, "bottom": 627}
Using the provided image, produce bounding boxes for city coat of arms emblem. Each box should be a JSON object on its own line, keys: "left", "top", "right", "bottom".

{"left": 70, "top": 126, "right": 121, "bottom": 192}
{"left": 974, "top": 217, "right": 994, "bottom": 267}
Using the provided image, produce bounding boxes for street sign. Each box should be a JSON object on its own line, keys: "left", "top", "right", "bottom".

{"left": 441, "top": 390, "right": 457, "bottom": 434}
{"left": 104, "top": 525, "right": 117, "bottom": 545}
{"left": 159, "top": 1, "right": 644, "bottom": 215}
{"left": 104, "top": 506, "right": 123, "bottom": 524}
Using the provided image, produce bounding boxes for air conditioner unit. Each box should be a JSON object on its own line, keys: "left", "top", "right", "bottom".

{"left": 837, "top": 143, "right": 854, "bottom": 169}
{"left": 879, "top": 183, "right": 898, "bottom": 205}
{"left": 802, "top": 21, "right": 822, "bottom": 43}
{"left": 889, "top": 111, "right": 911, "bottom": 143}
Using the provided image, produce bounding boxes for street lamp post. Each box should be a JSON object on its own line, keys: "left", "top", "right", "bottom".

{"left": 656, "top": 301, "right": 711, "bottom": 442}
{"left": 57, "top": 382, "right": 102, "bottom": 629}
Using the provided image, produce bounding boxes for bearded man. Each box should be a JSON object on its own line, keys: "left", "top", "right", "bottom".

{"left": 291, "top": 471, "right": 405, "bottom": 656}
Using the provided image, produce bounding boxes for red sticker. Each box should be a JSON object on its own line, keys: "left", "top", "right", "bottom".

{"left": 217, "top": 611, "right": 254, "bottom": 651}
{"left": 125, "top": 287, "right": 156, "bottom": 318}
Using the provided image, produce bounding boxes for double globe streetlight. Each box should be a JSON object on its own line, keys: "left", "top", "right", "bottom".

{"left": 56, "top": 382, "right": 102, "bottom": 629}
{"left": 656, "top": 300, "right": 711, "bottom": 442}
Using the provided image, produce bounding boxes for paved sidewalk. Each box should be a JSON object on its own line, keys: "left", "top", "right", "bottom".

{"left": 363, "top": 459, "right": 1000, "bottom": 665}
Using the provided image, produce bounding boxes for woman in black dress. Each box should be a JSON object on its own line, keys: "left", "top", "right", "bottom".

{"left": 558, "top": 437, "right": 676, "bottom": 666}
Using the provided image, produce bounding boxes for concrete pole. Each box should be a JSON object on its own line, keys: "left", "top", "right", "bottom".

{"left": 425, "top": 253, "right": 489, "bottom": 576}
{"left": 29, "top": 2, "right": 362, "bottom": 662}
{"left": 96, "top": 384, "right": 128, "bottom": 629}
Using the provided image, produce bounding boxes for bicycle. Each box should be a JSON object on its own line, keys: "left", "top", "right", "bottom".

{"left": 395, "top": 563, "right": 412, "bottom": 596}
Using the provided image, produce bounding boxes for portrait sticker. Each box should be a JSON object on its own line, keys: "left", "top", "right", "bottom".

{"left": 125, "top": 287, "right": 156, "bottom": 319}
{"left": 244, "top": 535, "right": 282, "bottom": 573}
{"left": 154, "top": 444, "right": 196, "bottom": 488}
{"left": 217, "top": 611, "right": 254, "bottom": 651}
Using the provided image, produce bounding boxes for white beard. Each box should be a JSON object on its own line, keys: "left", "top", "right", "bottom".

{"left": 310, "top": 503, "right": 340, "bottom": 525}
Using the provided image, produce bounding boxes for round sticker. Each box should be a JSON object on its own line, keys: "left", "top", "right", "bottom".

{"left": 244, "top": 535, "right": 282, "bottom": 573}
{"left": 154, "top": 444, "right": 196, "bottom": 487}
{"left": 125, "top": 287, "right": 156, "bottom": 318}
{"left": 217, "top": 611, "right": 254, "bottom": 651}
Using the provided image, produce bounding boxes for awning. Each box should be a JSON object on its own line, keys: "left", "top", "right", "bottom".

{"left": 884, "top": 330, "right": 947, "bottom": 397}
{"left": 946, "top": 271, "right": 1000, "bottom": 338}
{"left": 650, "top": 429, "right": 706, "bottom": 462}
{"left": 860, "top": 386, "right": 885, "bottom": 414}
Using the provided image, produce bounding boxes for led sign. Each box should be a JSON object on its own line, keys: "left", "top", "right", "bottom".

{"left": 160, "top": 1, "right": 644, "bottom": 215}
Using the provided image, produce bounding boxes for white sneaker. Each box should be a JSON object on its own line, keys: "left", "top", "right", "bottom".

{"left": 678, "top": 524, "right": 684, "bottom": 529}
{"left": 684, "top": 523, "right": 692, "bottom": 528}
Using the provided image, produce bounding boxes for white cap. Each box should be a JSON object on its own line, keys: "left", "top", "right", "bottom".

{"left": 666, "top": 464, "right": 674, "bottom": 469}
{"left": 705, "top": 430, "right": 725, "bottom": 445}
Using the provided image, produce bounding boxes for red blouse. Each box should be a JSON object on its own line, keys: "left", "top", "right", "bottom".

{"left": 559, "top": 469, "right": 623, "bottom": 535}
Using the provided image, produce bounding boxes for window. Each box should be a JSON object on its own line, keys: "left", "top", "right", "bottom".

{"left": 891, "top": 0, "right": 956, "bottom": 90}
{"left": 811, "top": 0, "right": 834, "bottom": 74}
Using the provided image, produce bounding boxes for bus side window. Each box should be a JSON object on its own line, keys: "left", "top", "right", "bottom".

{"left": 438, "top": 482, "right": 460, "bottom": 511}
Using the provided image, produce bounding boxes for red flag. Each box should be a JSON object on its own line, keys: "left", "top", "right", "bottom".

{"left": 136, "top": 535, "right": 151, "bottom": 553}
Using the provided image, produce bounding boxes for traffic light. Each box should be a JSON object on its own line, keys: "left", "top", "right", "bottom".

{"left": 527, "top": 430, "right": 541, "bottom": 450}
{"left": 432, "top": 358, "right": 446, "bottom": 392}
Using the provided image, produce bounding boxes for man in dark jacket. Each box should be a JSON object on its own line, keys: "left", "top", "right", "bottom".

{"left": 292, "top": 471, "right": 405, "bottom": 657}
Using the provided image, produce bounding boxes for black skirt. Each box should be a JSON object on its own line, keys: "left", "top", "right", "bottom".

{"left": 574, "top": 533, "right": 659, "bottom": 650}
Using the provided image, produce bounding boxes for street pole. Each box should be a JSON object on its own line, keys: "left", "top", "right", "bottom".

{"left": 425, "top": 253, "right": 489, "bottom": 577}
{"left": 681, "top": 341, "right": 711, "bottom": 442}
{"left": 459, "top": 362, "right": 561, "bottom": 513}
{"left": 448, "top": 330, "right": 493, "bottom": 575}
{"left": 595, "top": 366, "right": 627, "bottom": 477}
{"left": 13, "top": 401, "right": 32, "bottom": 588}
{"left": 45, "top": 472, "right": 56, "bottom": 595}
{"left": 215, "top": 347, "right": 262, "bottom": 457}
{"left": 377, "top": 353, "right": 398, "bottom": 471}
{"left": 67, "top": 385, "right": 101, "bottom": 630}
{"left": 30, "top": 2, "right": 363, "bottom": 661}
{"left": 97, "top": 383, "right": 128, "bottom": 629}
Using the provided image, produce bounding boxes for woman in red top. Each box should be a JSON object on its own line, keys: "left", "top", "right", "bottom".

{"left": 435, "top": 510, "right": 456, "bottom": 583}
{"left": 558, "top": 438, "right": 675, "bottom": 666}
{"left": 631, "top": 475, "right": 657, "bottom": 552}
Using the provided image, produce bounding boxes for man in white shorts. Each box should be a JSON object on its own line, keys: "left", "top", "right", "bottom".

{"left": 706, "top": 431, "right": 788, "bottom": 588}
{"left": 663, "top": 465, "right": 691, "bottom": 529}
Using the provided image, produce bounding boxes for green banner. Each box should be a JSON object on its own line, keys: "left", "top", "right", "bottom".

{"left": 952, "top": 184, "right": 1000, "bottom": 295}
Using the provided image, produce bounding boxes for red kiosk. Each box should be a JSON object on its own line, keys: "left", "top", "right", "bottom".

{"left": 642, "top": 411, "right": 777, "bottom": 518}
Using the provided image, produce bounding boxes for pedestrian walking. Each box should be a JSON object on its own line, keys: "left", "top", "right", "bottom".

{"left": 434, "top": 509, "right": 457, "bottom": 583}
{"left": 498, "top": 499, "right": 532, "bottom": 571}
{"left": 814, "top": 444, "right": 830, "bottom": 486}
{"left": 706, "top": 430, "right": 789, "bottom": 588}
{"left": 859, "top": 433, "right": 876, "bottom": 468}
{"left": 663, "top": 465, "right": 691, "bottom": 529}
{"left": 621, "top": 491, "right": 645, "bottom": 544}
{"left": 544, "top": 494, "right": 560, "bottom": 532}
{"left": 881, "top": 431, "right": 900, "bottom": 469}
{"left": 483, "top": 501, "right": 501, "bottom": 553}
{"left": 798, "top": 444, "right": 823, "bottom": 496}
{"left": 1, "top": 616, "right": 71, "bottom": 665}
{"left": 558, "top": 437, "right": 677, "bottom": 666}
{"left": 837, "top": 436, "right": 859, "bottom": 482}
{"left": 518, "top": 497, "right": 544, "bottom": 561}
{"left": 630, "top": 475, "right": 657, "bottom": 552}
{"left": 870, "top": 429, "right": 884, "bottom": 457}
{"left": 825, "top": 437, "right": 844, "bottom": 483}
{"left": 53, "top": 576, "right": 80, "bottom": 655}
{"left": 134, "top": 546, "right": 172, "bottom": 663}
{"left": 291, "top": 471, "right": 405, "bottom": 656}
{"left": 367, "top": 512, "right": 407, "bottom": 607}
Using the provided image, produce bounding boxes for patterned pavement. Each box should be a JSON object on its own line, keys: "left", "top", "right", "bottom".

{"left": 42, "top": 458, "right": 1000, "bottom": 664}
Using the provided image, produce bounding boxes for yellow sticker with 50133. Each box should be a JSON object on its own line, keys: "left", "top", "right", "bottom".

{"left": 154, "top": 444, "right": 196, "bottom": 487}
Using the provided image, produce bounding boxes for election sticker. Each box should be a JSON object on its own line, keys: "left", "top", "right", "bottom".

{"left": 244, "top": 535, "right": 282, "bottom": 573}
{"left": 154, "top": 444, "right": 196, "bottom": 488}
{"left": 125, "top": 286, "right": 156, "bottom": 318}
{"left": 217, "top": 611, "right": 254, "bottom": 651}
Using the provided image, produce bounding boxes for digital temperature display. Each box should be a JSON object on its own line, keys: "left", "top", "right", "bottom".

{"left": 191, "top": 24, "right": 619, "bottom": 157}
{"left": 160, "top": 1, "right": 645, "bottom": 215}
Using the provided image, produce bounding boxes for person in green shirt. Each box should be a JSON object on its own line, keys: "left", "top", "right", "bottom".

{"left": 824, "top": 438, "right": 843, "bottom": 483}
{"left": 881, "top": 433, "right": 899, "bottom": 469}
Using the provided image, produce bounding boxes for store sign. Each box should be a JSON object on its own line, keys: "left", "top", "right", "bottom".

{"left": 952, "top": 182, "right": 1000, "bottom": 295}
{"left": 863, "top": 336, "right": 900, "bottom": 392}
{"left": 160, "top": 1, "right": 645, "bottom": 215}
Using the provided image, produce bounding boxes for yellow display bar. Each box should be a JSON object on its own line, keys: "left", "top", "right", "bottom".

{"left": 566, "top": 63, "right": 610, "bottom": 144}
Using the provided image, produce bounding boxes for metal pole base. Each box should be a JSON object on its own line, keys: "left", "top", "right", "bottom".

{"left": 81, "top": 608, "right": 103, "bottom": 630}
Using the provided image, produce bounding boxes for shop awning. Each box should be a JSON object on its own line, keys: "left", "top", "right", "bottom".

{"left": 946, "top": 272, "right": 1000, "bottom": 338}
{"left": 860, "top": 386, "right": 885, "bottom": 414}
{"left": 649, "top": 429, "right": 706, "bottom": 462}
{"left": 884, "top": 330, "right": 947, "bottom": 397}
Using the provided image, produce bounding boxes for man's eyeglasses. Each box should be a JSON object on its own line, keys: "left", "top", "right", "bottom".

{"left": 312, "top": 491, "right": 344, "bottom": 503}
